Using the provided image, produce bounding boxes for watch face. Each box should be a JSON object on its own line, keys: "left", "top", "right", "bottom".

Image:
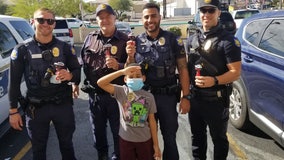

{"left": 184, "top": 95, "right": 192, "bottom": 100}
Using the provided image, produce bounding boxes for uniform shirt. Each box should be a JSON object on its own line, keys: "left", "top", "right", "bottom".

{"left": 135, "top": 29, "right": 186, "bottom": 87}
{"left": 81, "top": 30, "right": 128, "bottom": 88}
{"left": 188, "top": 25, "right": 241, "bottom": 88}
{"left": 8, "top": 36, "right": 81, "bottom": 108}
{"left": 113, "top": 85, "right": 157, "bottom": 142}
{"left": 189, "top": 25, "right": 241, "bottom": 73}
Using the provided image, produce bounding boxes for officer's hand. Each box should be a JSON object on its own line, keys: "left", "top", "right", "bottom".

{"left": 195, "top": 76, "right": 215, "bottom": 88}
{"left": 126, "top": 41, "right": 136, "bottom": 58}
{"left": 56, "top": 69, "right": 73, "bottom": 81}
{"left": 106, "top": 57, "right": 119, "bottom": 70}
{"left": 72, "top": 85, "right": 79, "bottom": 99}
{"left": 179, "top": 98, "right": 190, "bottom": 114}
{"left": 9, "top": 109, "right": 23, "bottom": 131}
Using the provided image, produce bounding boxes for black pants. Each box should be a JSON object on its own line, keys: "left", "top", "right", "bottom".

{"left": 89, "top": 93, "right": 120, "bottom": 157}
{"left": 188, "top": 97, "right": 229, "bottom": 160}
{"left": 26, "top": 102, "right": 76, "bottom": 160}
{"left": 154, "top": 94, "right": 179, "bottom": 160}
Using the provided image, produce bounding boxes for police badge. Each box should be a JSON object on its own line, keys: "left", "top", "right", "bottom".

{"left": 52, "top": 47, "right": 59, "bottom": 57}
{"left": 158, "top": 37, "right": 165, "bottom": 45}
{"left": 203, "top": 40, "right": 212, "bottom": 52}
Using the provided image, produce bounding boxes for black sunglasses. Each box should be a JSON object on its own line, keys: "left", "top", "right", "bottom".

{"left": 199, "top": 8, "right": 216, "bottom": 14}
{"left": 35, "top": 18, "right": 55, "bottom": 25}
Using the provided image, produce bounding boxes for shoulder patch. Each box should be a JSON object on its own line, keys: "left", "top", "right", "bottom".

{"left": 234, "top": 37, "right": 241, "bottom": 48}
{"left": 177, "top": 37, "right": 183, "bottom": 46}
{"left": 11, "top": 49, "right": 18, "bottom": 60}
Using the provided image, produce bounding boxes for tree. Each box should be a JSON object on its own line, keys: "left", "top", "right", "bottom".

{"left": 7, "top": 0, "right": 83, "bottom": 19}
{"left": 0, "top": 1, "right": 8, "bottom": 15}
{"left": 109, "top": 0, "right": 132, "bottom": 21}
{"left": 7, "top": 0, "right": 40, "bottom": 18}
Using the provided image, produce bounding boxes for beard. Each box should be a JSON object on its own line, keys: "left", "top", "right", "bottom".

{"left": 144, "top": 21, "right": 160, "bottom": 33}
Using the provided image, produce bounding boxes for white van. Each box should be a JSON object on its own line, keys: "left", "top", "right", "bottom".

{"left": 53, "top": 17, "right": 74, "bottom": 46}
{"left": 0, "top": 15, "right": 34, "bottom": 137}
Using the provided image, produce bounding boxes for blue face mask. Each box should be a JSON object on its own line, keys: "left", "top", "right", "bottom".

{"left": 126, "top": 78, "right": 144, "bottom": 91}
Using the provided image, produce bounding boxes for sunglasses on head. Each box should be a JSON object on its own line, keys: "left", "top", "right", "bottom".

{"left": 35, "top": 18, "right": 55, "bottom": 25}
{"left": 199, "top": 8, "right": 216, "bottom": 14}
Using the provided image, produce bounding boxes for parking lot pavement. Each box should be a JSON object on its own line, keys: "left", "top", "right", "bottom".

{"left": 40, "top": 89, "right": 238, "bottom": 160}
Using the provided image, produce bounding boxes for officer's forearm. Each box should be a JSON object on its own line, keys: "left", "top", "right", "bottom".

{"left": 218, "top": 61, "right": 241, "bottom": 85}
{"left": 177, "top": 58, "right": 190, "bottom": 96}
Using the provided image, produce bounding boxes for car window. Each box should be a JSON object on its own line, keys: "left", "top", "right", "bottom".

{"left": 0, "top": 22, "right": 17, "bottom": 59}
{"left": 55, "top": 20, "right": 68, "bottom": 29}
{"left": 259, "top": 19, "right": 284, "bottom": 57}
{"left": 67, "top": 19, "right": 76, "bottom": 22}
{"left": 235, "top": 10, "right": 260, "bottom": 19}
{"left": 10, "top": 20, "right": 34, "bottom": 40}
{"left": 244, "top": 19, "right": 270, "bottom": 44}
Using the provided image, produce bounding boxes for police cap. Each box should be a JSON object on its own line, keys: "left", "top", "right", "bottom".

{"left": 199, "top": 0, "right": 220, "bottom": 9}
{"left": 95, "top": 4, "right": 115, "bottom": 16}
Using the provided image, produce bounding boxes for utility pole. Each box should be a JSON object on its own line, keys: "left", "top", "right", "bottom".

{"left": 80, "top": 0, "right": 84, "bottom": 21}
{"left": 163, "top": 0, "right": 166, "bottom": 19}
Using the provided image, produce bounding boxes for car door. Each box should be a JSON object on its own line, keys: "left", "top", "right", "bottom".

{"left": 241, "top": 18, "right": 284, "bottom": 133}
{"left": 0, "top": 22, "right": 18, "bottom": 128}
{"left": 0, "top": 17, "right": 33, "bottom": 137}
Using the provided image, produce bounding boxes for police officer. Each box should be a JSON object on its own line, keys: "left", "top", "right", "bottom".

{"left": 126, "top": 3, "right": 190, "bottom": 160}
{"left": 8, "top": 8, "right": 81, "bottom": 160}
{"left": 187, "top": 0, "right": 241, "bottom": 159}
{"left": 80, "top": 4, "right": 128, "bottom": 160}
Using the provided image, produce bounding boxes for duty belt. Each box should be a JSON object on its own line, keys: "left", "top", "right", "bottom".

{"left": 149, "top": 84, "right": 179, "bottom": 95}
{"left": 195, "top": 89, "right": 224, "bottom": 98}
{"left": 193, "top": 84, "right": 231, "bottom": 100}
{"left": 28, "top": 94, "right": 69, "bottom": 105}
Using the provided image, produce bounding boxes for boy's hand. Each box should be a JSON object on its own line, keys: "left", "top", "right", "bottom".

{"left": 122, "top": 66, "right": 141, "bottom": 76}
{"left": 153, "top": 145, "right": 161, "bottom": 160}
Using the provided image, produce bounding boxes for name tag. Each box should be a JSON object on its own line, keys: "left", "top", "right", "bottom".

{"left": 31, "top": 54, "right": 42, "bottom": 59}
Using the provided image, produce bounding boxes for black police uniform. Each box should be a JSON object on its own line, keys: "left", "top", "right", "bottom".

{"left": 8, "top": 36, "right": 81, "bottom": 160}
{"left": 135, "top": 29, "right": 186, "bottom": 160}
{"left": 187, "top": 25, "right": 241, "bottom": 160}
{"left": 81, "top": 29, "right": 128, "bottom": 159}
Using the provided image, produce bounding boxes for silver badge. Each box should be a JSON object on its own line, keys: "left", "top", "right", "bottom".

{"left": 204, "top": 39, "right": 212, "bottom": 52}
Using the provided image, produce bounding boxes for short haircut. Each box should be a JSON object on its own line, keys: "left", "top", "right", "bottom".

{"left": 34, "top": 8, "right": 55, "bottom": 19}
{"left": 126, "top": 63, "right": 146, "bottom": 75}
{"left": 143, "top": 3, "right": 160, "bottom": 13}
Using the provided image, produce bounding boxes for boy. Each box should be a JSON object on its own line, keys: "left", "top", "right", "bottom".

{"left": 97, "top": 63, "right": 161, "bottom": 160}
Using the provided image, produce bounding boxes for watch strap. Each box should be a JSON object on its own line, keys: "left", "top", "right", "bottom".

{"left": 183, "top": 94, "right": 192, "bottom": 100}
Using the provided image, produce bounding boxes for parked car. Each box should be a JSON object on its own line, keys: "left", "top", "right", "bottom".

{"left": 53, "top": 17, "right": 74, "bottom": 46}
{"left": 187, "top": 10, "right": 236, "bottom": 37}
{"left": 230, "top": 9, "right": 260, "bottom": 29}
{"left": 66, "top": 18, "right": 83, "bottom": 28}
{"left": 230, "top": 11, "right": 284, "bottom": 147}
{"left": 0, "top": 15, "right": 34, "bottom": 137}
{"left": 115, "top": 22, "right": 134, "bottom": 35}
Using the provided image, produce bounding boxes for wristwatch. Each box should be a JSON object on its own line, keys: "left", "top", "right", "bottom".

{"left": 214, "top": 76, "right": 219, "bottom": 86}
{"left": 182, "top": 94, "right": 193, "bottom": 100}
